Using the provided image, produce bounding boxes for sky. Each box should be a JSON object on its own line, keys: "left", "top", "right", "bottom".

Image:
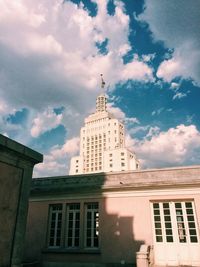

{"left": 0, "top": 0, "right": 200, "bottom": 177}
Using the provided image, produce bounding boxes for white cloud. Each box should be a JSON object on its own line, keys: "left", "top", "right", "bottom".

{"left": 0, "top": 0, "right": 153, "bottom": 113}
{"left": 0, "top": 99, "right": 9, "bottom": 115}
{"left": 107, "top": 102, "right": 139, "bottom": 124}
{"left": 156, "top": 57, "right": 182, "bottom": 82}
{"left": 172, "top": 92, "right": 187, "bottom": 100}
{"left": 121, "top": 60, "right": 153, "bottom": 82}
{"left": 33, "top": 155, "right": 67, "bottom": 178}
{"left": 142, "top": 53, "right": 155, "bottom": 62}
{"left": 139, "top": 0, "right": 200, "bottom": 84}
{"left": 51, "top": 137, "right": 80, "bottom": 158}
{"left": 151, "top": 108, "right": 164, "bottom": 116}
{"left": 33, "top": 137, "right": 80, "bottom": 177}
{"left": 170, "top": 82, "right": 180, "bottom": 90}
{"left": 133, "top": 124, "right": 200, "bottom": 168}
{"left": 31, "top": 108, "right": 63, "bottom": 137}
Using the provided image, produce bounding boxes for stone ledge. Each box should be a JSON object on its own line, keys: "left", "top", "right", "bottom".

{"left": 0, "top": 134, "right": 43, "bottom": 164}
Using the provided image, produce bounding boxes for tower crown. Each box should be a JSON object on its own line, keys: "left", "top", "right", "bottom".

{"left": 96, "top": 94, "right": 107, "bottom": 112}
{"left": 96, "top": 74, "right": 107, "bottom": 113}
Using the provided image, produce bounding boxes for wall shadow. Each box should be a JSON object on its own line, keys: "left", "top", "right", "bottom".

{"left": 24, "top": 171, "right": 146, "bottom": 267}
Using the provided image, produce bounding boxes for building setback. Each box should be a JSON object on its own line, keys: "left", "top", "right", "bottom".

{"left": 69, "top": 78, "right": 140, "bottom": 175}
{"left": 24, "top": 165, "right": 200, "bottom": 267}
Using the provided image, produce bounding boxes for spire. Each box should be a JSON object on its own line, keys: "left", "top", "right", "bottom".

{"left": 100, "top": 73, "right": 106, "bottom": 90}
{"left": 96, "top": 74, "right": 107, "bottom": 113}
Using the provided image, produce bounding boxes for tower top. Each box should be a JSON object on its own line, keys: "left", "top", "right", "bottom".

{"left": 100, "top": 74, "right": 106, "bottom": 90}
{"left": 96, "top": 74, "right": 107, "bottom": 113}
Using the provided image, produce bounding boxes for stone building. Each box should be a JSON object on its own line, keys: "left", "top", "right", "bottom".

{"left": 24, "top": 165, "right": 200, "bottom": 267}
{"left": 69, "top": 77, "right": 140, "bottom": 175}
{"left": 0, "top": 134, "right": 42, "bottom": 267}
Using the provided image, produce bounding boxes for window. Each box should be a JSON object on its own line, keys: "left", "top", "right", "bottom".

{"left": 85, "top": 203, "right": 99, "bottom": 248}
{"left": 48, "top": 204, "right": 63, "bottom": 247}
{"left": 110, "top": 163, "right": 113, "bottom": 167}
{"left": 66, "top": 203, "right": 80, "bottom": 248}
{"left": 47, "top": 202, "right": 100, "bottom": 250}
{"left": 152, "top": 201, "right": 199, "bottom": 244}
{"left": 121, "top": 162, "right": 125, "bottom": 167}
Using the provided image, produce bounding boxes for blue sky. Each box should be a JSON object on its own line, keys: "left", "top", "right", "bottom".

{"left": 0, "top": 0, "right": 200, "bottom": 177}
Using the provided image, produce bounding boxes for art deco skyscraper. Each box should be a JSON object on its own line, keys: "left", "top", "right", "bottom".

{"left": 69, "top": 76, "right": 140, "bottom": 175}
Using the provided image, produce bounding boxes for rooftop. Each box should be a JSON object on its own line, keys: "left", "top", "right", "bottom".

{"left": 0, "top": 134, "right": 43, "bottom": 164}
{"left": 31, "top": 165, "right": 200, "bottom": 197}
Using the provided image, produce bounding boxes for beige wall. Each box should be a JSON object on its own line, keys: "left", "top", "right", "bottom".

{"left": 24, "top": 187, "right": 200, "bottom": 266}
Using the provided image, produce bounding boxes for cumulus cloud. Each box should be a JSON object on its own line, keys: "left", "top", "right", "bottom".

{"left": 0, "top": 0, "right": 154, "bottom": 158}
{"left": 0, "top": 0, "right": 153, "bottom": 113}
{"left": 172, "top": 92, "right": 187, "bottom": 100}
{"left": 31, "top": 108, "right": 63, "bottom": 137}
{"left": 133, "top": 124, "right": 200, "bottom": 168}
{"left": 139, "top": 0, "right": 200, "bottom": 84}
{"left": 33, "top": 137, "right": 80, "bottom": 177}
{"left": 107, "top": 102, "right": 139, "bottom": 124}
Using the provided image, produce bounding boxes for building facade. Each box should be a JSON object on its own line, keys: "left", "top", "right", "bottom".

{"left": 69, "top": 93, "right": 140, "bottom": 175}
{"left": 0, "top": 134, "right": 42, "bottom": 267}
{"left": 24, "top": 166, "right": 200, "bottom": 267}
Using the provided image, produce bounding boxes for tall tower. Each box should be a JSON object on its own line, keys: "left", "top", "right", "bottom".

{"left": 69, "top": 76, "right": 140, "bottom": 175}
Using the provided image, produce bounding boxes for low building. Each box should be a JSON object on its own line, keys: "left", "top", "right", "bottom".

{"left": 24, "top": 165, "right": 200, "bottom": 267}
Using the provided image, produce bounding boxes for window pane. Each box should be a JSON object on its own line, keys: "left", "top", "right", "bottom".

{"left": 48, "top": 204, "right": 62, "bottom": 248}
{"left": 154, "top": 216, "right": 161, "bottom": 222}
{"left": 189, "top": 222, "right": 195, "bottom": 228}
{"left": 190, "top": 236, "right": 198, "bottom": 243}
{"left": 156, "top": 236, "right": 163, "bottom": 242}
{"left": 185, "top": 202, "right": 192, "bottom": 208}
{"left": 187, "top": 215, "right": 194, "bottom": 221}
{"left": 156, "top": 229, "right": 162, "bottom": 235}
{"left": 166, "top": 236, "right": 173, "bottom": 242}
{"left": 175, "top": 203, "right": 181, "bottom": 208}
{"left": 186, "top": 209, "right": 193, "bottom": 215}
{"left": 163, "top": 203, "right": 169, "bottom": 209}
{"left": 153, "top": 203, "right": 159, "bottom": 209}
{"left": 154, "top": 209, "right": 160, "bottom": 215}
{"left": 155, "top": 223, "right": 161, "bottom": 228}
{"left": 85, "top": 203, "right": 99, "bottom": 248}
{"left": 189, "top": 229, "right": 197, "bottom": 235}
{"left": 66, "top": 204, "right": 80, "bottom": 248}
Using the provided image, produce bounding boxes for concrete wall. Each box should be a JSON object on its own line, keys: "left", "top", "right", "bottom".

{"left": 0, "top": 134, "right": 43, "bottom": 267}
{"left": 24, "top": 168, "right": 200, "bottom": 267}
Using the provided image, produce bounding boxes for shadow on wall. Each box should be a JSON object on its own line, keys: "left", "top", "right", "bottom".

{"left": 23, "top": 171, "right": 145, "bottom": 267}
{"left": 101, "top": 198, "right": 144, "bottom": 266}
